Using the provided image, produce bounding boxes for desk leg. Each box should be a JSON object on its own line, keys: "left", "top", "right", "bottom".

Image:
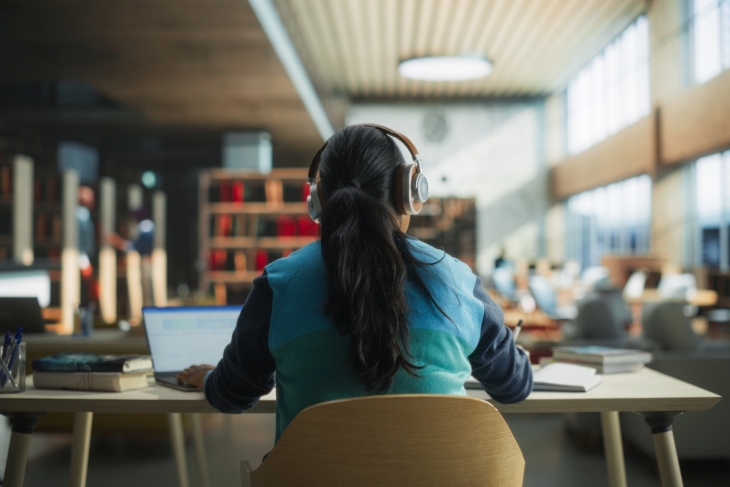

{"left": 189, "top": 413, "right": 210, "bottom": 487}
{"left": 643, "top": 412, "right": 684, "bottom": 487}
{"left": 600, "top": 411, "right": 627, "bottom": 487}
{"left": 168, "top": 413, "right": 190, "bottom": 487}
{"left": 69, "top": 412, "right": 93, "bottom": 487}
{"left": 3, "top": 412, "right": 43, "bottom": 487}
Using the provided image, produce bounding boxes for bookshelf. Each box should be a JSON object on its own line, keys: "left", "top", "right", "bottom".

{"left": 199, "top": 169, "right": 317, "bottom": 303}
{"left": 407, "top": 197, "right": 477, "bottom": 271}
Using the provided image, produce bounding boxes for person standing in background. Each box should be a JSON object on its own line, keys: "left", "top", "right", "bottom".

{"left": 77, "top": 186, "right": 97, "bottom": 333}
{"left": 109, "top": 208, "right": 155, "bottom": 307}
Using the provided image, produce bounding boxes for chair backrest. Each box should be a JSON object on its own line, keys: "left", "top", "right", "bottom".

{"left": 492, "top": 267, "right": 517, "bottom": 301}
{"left": 623, "top": 270, "right": 647, "bottom": 299}
{"left": 242, "top": 395, "right": 524, "bottom": 487}
{"left": 575, "top": 294, "right": 625, "bottom": 340}
{"left": 642, "top": 302, "right": 700, "bottom": 351}
{"left": 528, "top": 274, "right": 557, "bottom": 313}
{"left": 657, "top": 273, "right": 697, "bottom": 299}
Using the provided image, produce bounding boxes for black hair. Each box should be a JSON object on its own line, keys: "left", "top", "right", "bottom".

{"left": 318, "top": 125, "right": 447, "bottom": 393}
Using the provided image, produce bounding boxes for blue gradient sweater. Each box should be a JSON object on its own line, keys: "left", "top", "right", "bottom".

{"left": 205, "top": 239, "right": 533, "bottom": 441}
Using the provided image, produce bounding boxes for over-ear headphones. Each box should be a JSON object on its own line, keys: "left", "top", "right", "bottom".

{"left": 306, "top": 123, "right": 429, "bottom": 223}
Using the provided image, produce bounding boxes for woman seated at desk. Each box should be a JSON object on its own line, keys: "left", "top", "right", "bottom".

{"left": 179, "top": 125, "right": 533, "bottom": 440}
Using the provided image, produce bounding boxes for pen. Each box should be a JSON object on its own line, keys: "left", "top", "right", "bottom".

{"left": 0, "top": 332, "right": 10, "bottom": 384}
{"left": 512, "top": 319, "right": 523, "bottom": 342}
{"left": 2, "top": 331, "right": 10, "bottom": 361}
{"left": 2, "top": 327, "right": 22, "bottom": 387}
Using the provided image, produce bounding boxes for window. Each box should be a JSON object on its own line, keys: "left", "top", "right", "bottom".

{"left": 689, "top": 0, "right": 730, "bottom": 85}
{"left": 693, "top": 151, "right": 730, "bottom": 269}
{"left": 566, "top": 175, "right": 652, "bottom": 269}
{"left": 566, "top": 16, "right": 650, "bottom": 154}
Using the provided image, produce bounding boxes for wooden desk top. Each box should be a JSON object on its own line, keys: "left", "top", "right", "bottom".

{"left": 0, "top": 369, "right": 719, "bottom": 416}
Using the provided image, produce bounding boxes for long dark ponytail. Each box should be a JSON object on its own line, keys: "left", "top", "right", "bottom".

{"left": 319, "top": 125, "right": 443, "bottom": 393}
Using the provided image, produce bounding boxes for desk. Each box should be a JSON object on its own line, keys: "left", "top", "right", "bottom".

{"left": 0, "top": 370, "right": 720, "bottom": 487}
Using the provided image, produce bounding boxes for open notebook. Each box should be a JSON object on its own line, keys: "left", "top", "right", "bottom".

{"left": 465, "top": 363, "right": 602, "bottom": 393}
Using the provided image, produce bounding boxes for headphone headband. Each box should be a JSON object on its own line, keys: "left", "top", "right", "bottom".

{"left": 306, "top": 123, "right": 428, "bottom": 222}
{"left": 307, "top": 124, "right": 422, "bottom": 182}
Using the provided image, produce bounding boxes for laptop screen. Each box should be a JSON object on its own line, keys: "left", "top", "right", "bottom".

{"left": 143, "top": 306, "right": 242, "bottom": 373}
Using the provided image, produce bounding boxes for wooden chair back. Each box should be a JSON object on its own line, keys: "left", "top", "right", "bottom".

{"left": 241, "top": 394, "right": 524, "bottom": 487}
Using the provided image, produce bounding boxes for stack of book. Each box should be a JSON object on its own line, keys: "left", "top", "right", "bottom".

{"left": 548, "top": 346, "right": 652, "bottom": 374}
{"left": 32, "top": 353, "right": 153, "bottom": 392}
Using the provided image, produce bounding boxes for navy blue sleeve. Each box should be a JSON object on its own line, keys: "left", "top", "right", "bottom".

{"left": 468, "top": 276, "right": 533, "bottom": 403}
{"left": 204, "top": 271, "right": 276, "bottom": 413}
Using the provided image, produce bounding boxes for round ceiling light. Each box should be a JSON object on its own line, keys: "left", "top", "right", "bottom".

{"left": 398, "top": 55, "right": 493, "bottom": 81}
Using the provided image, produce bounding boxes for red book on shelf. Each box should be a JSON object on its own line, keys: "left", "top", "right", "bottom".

{"left": 277, "top": 216, "right": 296, "bottom": 237}
{"left": 216, "top": 215, "right": 232, "bottom": 237}
{"left": 219, "top": 181, "right": 232, "bottom": 202}
{"left": 34, "top": 180, "right": 43, "bottom": 203}
{"left": 255, "top": 250, "right": 268, "bottom": 271}
{"left": 302, "top": 182, "right": 310, "bottom": 201}
{"left": 0, "top": 166, "right": 11, "bottom": 198}
{"left": 35, "top": 214, "right": 48, "bottom": 241}
{"left": 232, "top": 181, "right": 244, "bottom": 204}
{"left": 297, "top": 216, "right": 318, "bottom": 237}
{"left": 46, "top": 178, "right": 58, "bottom": 202}
{"left": 210, "top": 250, "right": 227, "bottom": 271}
{"left": 48, "top": 248, "right": 60, "bottom": 262}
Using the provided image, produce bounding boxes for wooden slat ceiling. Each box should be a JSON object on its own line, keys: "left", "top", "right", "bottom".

{"left": 274, "top": 0, "right": 648, "bottom": 98}
{"left": 0, "top": 0, "right": 323, "bottom": 158}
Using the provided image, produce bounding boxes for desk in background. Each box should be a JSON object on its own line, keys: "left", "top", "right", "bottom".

{"left": 0, "top": 369, "right": 719, "bottom": 487}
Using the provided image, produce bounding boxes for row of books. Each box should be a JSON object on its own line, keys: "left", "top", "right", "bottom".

{"left": 211, "top": 215, "right": 319, "bottom": 238}
{"left": 1, "top": 168, "right": 62, "bottom": 204}
{"left": 209, "top": 180, "right": 309, "bottom": 204}
{"left": 32, "top": 353, "right": 153, "bottom": 392}
{"left": 208, "top": 249, "right": 292, "bottom": 272}
{"left": 34, "top": 213, "right": 63, "bottom": 242}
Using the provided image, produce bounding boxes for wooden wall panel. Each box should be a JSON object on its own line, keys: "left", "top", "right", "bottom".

{"left": 661, "top": 69, "right": 730, "bottom": 165}
{"left": 550, "top": 114, "right": 656, "bottom": 200}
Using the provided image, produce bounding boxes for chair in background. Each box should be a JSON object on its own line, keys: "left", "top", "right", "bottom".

{"left": 621, "top": 302, "right": 730, "bottom": 460}
{"left": 657, "top": 273, "right": 698, "bottom": 300}
{"left": 240, "top": 395, "right": 525, "bottom": 487}
{"left": 492, "top": 267, "right": 519, "bottom": 303}
{"left": 528, "top": 274, "right": 577, "bottom": 321}
{"left": 623, "top": 269, "right": 647, "bottom": 299}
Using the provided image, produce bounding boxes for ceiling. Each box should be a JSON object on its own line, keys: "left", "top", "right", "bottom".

{"left": 0, "top": 0, "right": 650, "bottom": 160}
{"left": 0, "top": 0, "right": 324, "bottom": 161}
{"left": 274, "top": 0, "right": 648, "bottom": 98}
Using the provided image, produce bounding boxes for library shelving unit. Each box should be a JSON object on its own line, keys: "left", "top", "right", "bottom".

{"left": 199, "top": 169, "right": 317, "bottom": 303}
{"left": 407, "top": 197, "right": 477, "bottom": 271}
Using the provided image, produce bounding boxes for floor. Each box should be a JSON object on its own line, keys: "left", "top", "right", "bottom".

{"left": 1, "top": 413, "right": 728, "bottom": 487}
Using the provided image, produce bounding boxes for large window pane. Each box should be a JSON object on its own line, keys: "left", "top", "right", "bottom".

{"left": 567, "top": 16, "right": 650, "bottom": 154}
{"left": 566, "top": 175, "right": 652, "bottom": 268}
{"left": 691, "top": 0, "right": 730, "bottom": 84}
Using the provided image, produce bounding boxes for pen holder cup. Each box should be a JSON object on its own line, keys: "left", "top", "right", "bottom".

{"left": 0, "top": 342, "right": 26, "bottom": 393}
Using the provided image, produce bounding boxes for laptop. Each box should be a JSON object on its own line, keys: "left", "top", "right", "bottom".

{"left": 142, "top": 305, "right": 242, "bottom": 391}
{"left": 0, "top": 297, "right": 48, "bottom": 334}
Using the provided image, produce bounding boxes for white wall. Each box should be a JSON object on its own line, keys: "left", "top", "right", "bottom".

{"left": 347, "top": 101, "right": 546, "bottom": 275}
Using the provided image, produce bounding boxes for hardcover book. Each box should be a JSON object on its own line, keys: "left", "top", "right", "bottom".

{"left": 32, "top": 353, "right": 153, "bottom": 373}
{"left": 33, "top": 371, "right": 150, "bottom": 392}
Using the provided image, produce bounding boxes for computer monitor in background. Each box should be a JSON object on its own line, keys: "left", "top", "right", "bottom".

{"left": 0, "top": 269, "right": 51, "bottom": 308}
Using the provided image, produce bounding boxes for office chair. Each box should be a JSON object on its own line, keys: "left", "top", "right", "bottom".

{"left": 240, "top": 395, "right": 524, "bottom": 487}
{"left": 528, "top": 275, "right": 577, "bottom": 321}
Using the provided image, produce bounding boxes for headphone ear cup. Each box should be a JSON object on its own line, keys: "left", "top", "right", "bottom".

{"left": 395, "top": 163, "right": 423, "bottom": 216}
{"left": 308, "top": 183, "right": 322, "bottom": 223}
